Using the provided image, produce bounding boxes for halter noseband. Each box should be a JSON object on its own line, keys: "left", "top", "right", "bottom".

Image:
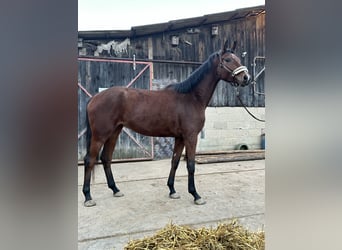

{"left": 218, "top": 52, "right": 249, "bottom": 86}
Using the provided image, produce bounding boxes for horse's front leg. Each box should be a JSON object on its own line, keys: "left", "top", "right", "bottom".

{"left": 167, "top": 137, "right": 184, "bottom": 199}
{"left": 184, "top": 136, "right": 206, "bottom": 205}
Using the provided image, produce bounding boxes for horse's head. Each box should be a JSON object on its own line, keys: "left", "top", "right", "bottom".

{"left": 217, "top": 40, "right": 251, "bottom": 87}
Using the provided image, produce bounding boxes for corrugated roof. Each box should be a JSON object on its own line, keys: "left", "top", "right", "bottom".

{"left": 79, "top": 5, "right": 265, "bottom": 39}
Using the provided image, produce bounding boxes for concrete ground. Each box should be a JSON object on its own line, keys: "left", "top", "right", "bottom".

{"left": 78, "top": 159, "right": 265, "bottom": 249}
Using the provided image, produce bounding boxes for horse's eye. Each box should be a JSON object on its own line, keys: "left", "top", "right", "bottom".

{"left": 224, "top": 58, "right": 231, "bottom": 62}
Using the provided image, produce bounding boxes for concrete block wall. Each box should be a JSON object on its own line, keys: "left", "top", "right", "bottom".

{"left": 197, "top": 107, "right": 265, "bottom": 152}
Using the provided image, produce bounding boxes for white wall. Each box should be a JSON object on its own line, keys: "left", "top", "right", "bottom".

{"left": 197, "top": 107, "right": 265, "bottom": 152}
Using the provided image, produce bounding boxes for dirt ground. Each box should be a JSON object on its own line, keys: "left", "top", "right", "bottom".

{"left": 78, "top": 159, "right": 265, "bottom": 249}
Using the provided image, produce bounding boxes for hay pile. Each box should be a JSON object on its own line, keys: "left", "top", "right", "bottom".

{"left": 124, "top": 220, "right": 264, "bottom": 250}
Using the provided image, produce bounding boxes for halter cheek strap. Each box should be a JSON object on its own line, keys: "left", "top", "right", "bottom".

{"left": 220, "top": 63, "right": 248, "bottom": 77}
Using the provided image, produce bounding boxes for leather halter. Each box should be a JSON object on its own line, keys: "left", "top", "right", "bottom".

{"left": 217, "top": 52, "right": 249, "bottom": 86}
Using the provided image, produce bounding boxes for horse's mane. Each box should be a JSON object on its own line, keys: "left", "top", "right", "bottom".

{"left": 164, "top": 52, "right": 218, "bottom": 93}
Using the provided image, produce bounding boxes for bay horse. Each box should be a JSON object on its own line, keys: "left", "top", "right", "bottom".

{"left": 83, "top": 40, "right": 251, "bottom": 207}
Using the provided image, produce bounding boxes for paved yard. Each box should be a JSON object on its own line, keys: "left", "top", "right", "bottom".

{"left": 78, "top": 159, "right": 265, "bottom": 249}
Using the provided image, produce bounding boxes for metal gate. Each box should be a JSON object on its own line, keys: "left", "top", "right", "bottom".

{"left": 251, "top": 56, "right": 265, "bottom": 97}
{"left": 78, "top": 57, "right": 154, "bottom": 162}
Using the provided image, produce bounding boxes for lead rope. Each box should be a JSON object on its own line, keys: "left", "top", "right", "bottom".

{"left": 236, "top": 88, "right": 265, "bottom": 122}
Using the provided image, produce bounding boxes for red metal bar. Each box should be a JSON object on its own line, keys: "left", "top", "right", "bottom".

{"left": 78, "top": 55, "right": 200, "bottom": 66}
{"left": 122, "top": 128, "right": 152, "bottom": 157}
{"left": 78, "top": 57, "right": 153, "bottom": 66}
{"left": 78, "top": 82, "right": 92, "bottom": 98}
{"left": 126, "top": 64, "right": 150, "bottom": 88}
{"left": 149, "top": 63, "right": 154, "bottom": 159}
{"left": 78, "top": 128, "right": 87, "bottom": 140}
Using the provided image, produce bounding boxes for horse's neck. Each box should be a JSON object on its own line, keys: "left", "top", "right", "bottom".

{"left": 192, "top": 63, "right": 220, "bottom": 107}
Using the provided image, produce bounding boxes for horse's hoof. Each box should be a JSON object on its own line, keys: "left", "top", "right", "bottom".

{"left": 84, "top": 200, "right": 96, "bottom": 207}
{"left": 113, "top": 191, "right": 124, "bottom": 197}
{"left": 169, "top": 193, "right": 180, "bottom": 199}
{"left": 194, "top": 198, "right": 206, "bottom": 205}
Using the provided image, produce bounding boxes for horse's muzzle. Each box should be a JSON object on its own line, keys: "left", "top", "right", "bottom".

{"left": 234, "top": 73, "right": 250, "bottom": 87}
{"left": 242, "top": 73, "right": 251, "bottom": 86}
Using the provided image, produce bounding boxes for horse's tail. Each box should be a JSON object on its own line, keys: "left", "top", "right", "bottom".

{"left": 85, "top": 105, "right": 92, "bottom": 156}
{"left": 84, "top": 99, "right": 99, "bottom": 162}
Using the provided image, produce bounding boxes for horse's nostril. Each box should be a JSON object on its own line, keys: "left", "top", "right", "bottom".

{"left": 244, "top": 74, "right": 251, "bottom": 84}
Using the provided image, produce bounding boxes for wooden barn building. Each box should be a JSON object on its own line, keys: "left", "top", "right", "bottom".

{"left": 78, "top": 5, "right": 265, "bottom": 161}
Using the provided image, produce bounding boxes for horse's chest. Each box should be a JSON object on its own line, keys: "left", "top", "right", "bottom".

{"left": 179, "top": 110, "right": 205, "bottom": 131}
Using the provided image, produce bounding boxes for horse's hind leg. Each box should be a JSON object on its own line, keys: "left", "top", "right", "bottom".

{"left": 167, "top": 137, "right": 184, "bottom": 199}
{"left": 83, "top": 140, "right": 103, "bottom": 207}
{"left": 100, "top": 125, "right": 124, "bottom": 197}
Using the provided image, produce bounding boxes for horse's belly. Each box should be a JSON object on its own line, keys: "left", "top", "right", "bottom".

{"left": 124, "top": 115, "right": 179, "bottom": 137}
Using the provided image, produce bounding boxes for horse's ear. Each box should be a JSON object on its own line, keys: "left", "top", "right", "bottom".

{"left": 231, "top": 41, "right": 237, "bottom": 53}
{"left": 223, "top": 40, "right": 229, "bottom": 52}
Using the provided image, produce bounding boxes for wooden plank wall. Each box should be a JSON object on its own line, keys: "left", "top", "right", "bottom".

{"left": 79, "top": 12, "right": 265, "bottom": 107}
{"left": 132, "top": 13, "right": 265, "bottom": 107}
